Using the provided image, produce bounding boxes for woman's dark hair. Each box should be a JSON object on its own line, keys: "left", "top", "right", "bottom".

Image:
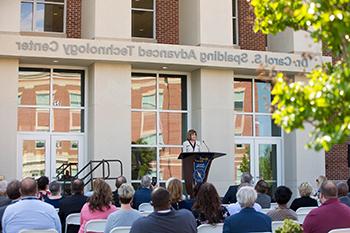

{"left": 275, "top": 186, "right": 292, "bottom": 205}
{"left": 186, "top": 129, "right": 197, "bottom": 140}
{"left": 88, "top": 179, "right": 113, "bottom": 212}
{"left": 192, "top": 182, "right": 222, "bottom": 224}
{"left": 255, "top": 180, "right": 269, "bottom": 194}
{"left": 37, "top": 176, "right": 49, "bottom": 191}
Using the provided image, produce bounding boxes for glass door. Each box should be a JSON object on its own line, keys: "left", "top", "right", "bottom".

{"left": 18, "top": 134, "right": 50, "bottom": 179}
{"left": 234, "top": 139, "right": 282, "bottom": 189}
{"left": 51, "top": 135, "right": 83, "bottom": 181}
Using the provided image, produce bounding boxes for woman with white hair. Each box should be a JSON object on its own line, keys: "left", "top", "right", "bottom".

{"left": 223, "top": 186, "right": 272, "bottom": 233}
{"left": 104, "top": 184, "right": 142, "bottom": 233}
{"left": 0, "top": 180, "right": 9, "bottom": 207}
{"left": 290, "top": 182, "right": 318, "bottom": 211}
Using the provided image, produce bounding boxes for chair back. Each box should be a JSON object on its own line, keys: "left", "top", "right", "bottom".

{"left": 261, "top": 208, "right": 272, "bottom": 214}
{"left": 65, "top": 213, "right": 81, "bottom": 233}
{"left": 296, "top": 207, "right": 317, "bottom": 214}
{"left": 110, "top": 226, "right": 131, "bottom": 233}
{"left": 328, "top": 228, "right": 350, "bottom": 233}
{"left": 84, "top": 219, "right": 107, "bottom": 233}
{"left": 138, "top": 203, "right": 154, "bottom": 212}
{"left": 271, "top": 221, "right": 284, "bottom": 233}
{"left": 19, "top": 229, "right": 58, "bottom": 233}
{"left": 197, "top": 223, "right": 224, "bottom": 233}
{"left": 270, "top": 203, "right": 278, "bottom": 209}
{"left": 140, "top": 211, "right": 152, "bottom": 217}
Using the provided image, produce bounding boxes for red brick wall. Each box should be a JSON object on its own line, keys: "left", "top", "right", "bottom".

{"left": 239, "top": 0, "right": 266, "bottom": 51}
{"left": 66, "top": 0, "right": 81, "bottom": 38}
{"left": 156, "top": 0, "right": 179, "bottom": 44}
{"left": 326, "top": 144, "right": 349, "bottom": 180}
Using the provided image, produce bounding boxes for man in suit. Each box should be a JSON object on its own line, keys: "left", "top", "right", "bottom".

{"left": 132, "top": 176, "right": 152, "bottom": 210}
{"left": 223, "top": 186, "right": 272, "bottom": 233}
{"left": 58, "top": 179, "right": 87, "bottom": 233}
{"left": 112, "top": 176, "right": 127, "bottom": 207}
{"left": 223, "top": 172, "right": 253, "bottom": 204}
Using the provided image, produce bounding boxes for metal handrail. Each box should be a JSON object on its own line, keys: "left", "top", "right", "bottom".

{"left": 56, "top": 163, "right": 78, "bottom": 180}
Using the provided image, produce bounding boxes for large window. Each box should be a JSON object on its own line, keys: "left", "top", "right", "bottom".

{"left": 232, "top": 0, "right": 238, "bottom": 44}
{"left": 131, "top": 72, "right": 188, "bottom": 184}
{"left": 132, "top": 0, "right": 154, "bottom": 38}
{"left": 21, "top": 0, "right": 65, "bottom": 33}
{"left": 18, "top": 68, "right": 85, "bottom": 133}
{"left": 234, "top": 77, "right": 281, "bottom": 137}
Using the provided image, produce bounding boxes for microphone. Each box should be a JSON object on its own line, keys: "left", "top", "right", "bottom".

{"left": 202, "top": 140, "right": 210, "bottom": 152}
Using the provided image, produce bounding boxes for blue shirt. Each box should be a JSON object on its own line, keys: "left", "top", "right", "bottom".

{"left": 2, "top": 197, "right": 61, "bottom": 233}
{"left": 132, "top": 188, "right": 152, "bottom": 210}
{"left": 223, "top": 207, "right": 272, "bottom": 233}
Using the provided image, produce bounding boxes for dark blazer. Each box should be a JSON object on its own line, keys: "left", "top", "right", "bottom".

{"left": 223, "top": 208, "right": 272, "bottom": 233}
{"left": 290, "top": 196, "right": 318, "bottom": 211}
{"left": 112, "top": 190, "right": 121, "bottom": 207}
{"left": 222, "top": 185, "right": 239, "bottom": 204}
{"left": 132, "top": 188, "right": 152, "bottom": 210}
{"left": 58, "top": 194, "right": 88, "bottom": 233}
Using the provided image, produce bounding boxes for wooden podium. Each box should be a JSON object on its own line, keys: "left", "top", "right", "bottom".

{"left": 178, "top": 152, "right": 225, "bottom": 197}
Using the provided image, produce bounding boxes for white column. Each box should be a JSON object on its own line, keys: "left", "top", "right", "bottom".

{"left": 0, "top": 0, "right": 20, "bottom": 33}
{"left": 284, "top": 75, "right": 325, "bottom": 197}
{"left": 82, "top": 0, "right": 131, "bottom": 40}
{"left": 179, "top": 0, "right": 233, "bottom": 46}
{"left": 191, "top": 68, "right": 235, "bottom": 195}
{"left": 0, "top": 59, "right": 19, "bottom": 180}
{"left": 267, "top": 28, "right": 322, "bottom": 54}
{"left": 88, "top": 63, "right": 132, "bottom": 182}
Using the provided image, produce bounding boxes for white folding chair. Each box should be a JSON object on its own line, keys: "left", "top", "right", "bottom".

{"left": 65, "top": 213, "right": 81, "bottom": 233}
{"left": 271, "top": 221, "right": 284, "bottom": 233}
{"left": 270, "top": 203, "right": 278, "bottom": 209}
{"left": 329, "top": 228, "right": 350, "bottom": 233}
{"left": 84, "top": 219, "right": 107, "bottom": 233}
{"left": 261, "top": 208, "right": 272, "bottom": 214}
{"left": 110, "top": 226, "right": 131, "bottom": 233}
{"left": 138, "top": 203, "right": 154, "bottom": 212}
{"left": 19, "top": 229, "right": 58, "bottom": 233}
{"left": 55, "top": 208, "right": 59, "bottom": 212}
{"left": 197, "top": 223, "right": 224, "bottom": 233}
{"left": 296, "top": 207, "right": 317, "bottom": 224}
{"left": 140, "top": 211, "right": 152, "bottom": 217}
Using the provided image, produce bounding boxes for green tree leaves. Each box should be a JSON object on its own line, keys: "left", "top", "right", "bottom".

{"left": 251, "top": 0, "right": 350, "bottom": 151}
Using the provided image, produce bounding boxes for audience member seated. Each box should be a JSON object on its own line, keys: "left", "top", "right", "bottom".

{"left": 347, "top": 178, "right": 350, "bottom": 198}
{"left": 130, "top": 187, "right": 197, "bottom": 233}
{"left": 255, "top": 180, "right": 271, "bottom": 209}
{"left": 59, "top": 179, "right": 88, "bottom": 233}
{"left": 44, "top": 181, "right": 64, "bottom": 208}
{"left": 132, "top": 175, "right": 152, "bottom": 210}
{"left": 37, "top": 176, "right": 51, "bottom": 201}
{"left": 112, "top": 176, "right": 127, "bottom": 208}
{"left": 166, "top": 177, "right": 192, "bottom": 211}
{"left": 267, "top": 186, "right": 297, "bottom": 221}
{"left": 227, "top": 183, "right": 262, "bottom": 215}
{"left": 0, "top": 180, "right": 21, "bottom": 231}
{"left": 223, "top": 172, "right": 252, "bottom": 204}
{"left": 2, "top": 177, "right": 61, "bottom": 233}
{"left": 192, "top": 182, "right": 229, "bottom": 226}
{"left": 79, "top": 179, "right": 117, "bottom": 233}
{"left": 290, "top": 182, "right": 318, "bottom": 211}
{"left": 104, "top": 184, "right": 142, "bottom": 233}
{"left": 0, "top": 180, "right": 10, "bottom": 207}
{"left": 337, "top": 182, "right": 350, "bottom": 207}
{"left": 223, "top": 186, "right": 272, "bottom": 233}
{"left": 303, "top": 180, "right": 350, "bottom": 233}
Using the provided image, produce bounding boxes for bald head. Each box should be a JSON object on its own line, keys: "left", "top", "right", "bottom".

{"left": 71, "top": 179, "right": 84, "bottom": 195}
{"left": 20, "top": 177, "right": 38, "bottom": 197}
{"left": 320, "top": 180, "right": 338, "bottom": 199}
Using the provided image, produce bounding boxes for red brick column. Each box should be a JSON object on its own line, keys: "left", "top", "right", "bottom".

{"left": 238, "top": 0, "right": 266, "bottom": 51}
{"left": 66, "top": 0, "right": 81, "bottom": 38}
{"left": 156, "top": 0, "right": 179, "bottom": 44}
{"left": 326, "top": 144, "right": 350, "bottom": 180}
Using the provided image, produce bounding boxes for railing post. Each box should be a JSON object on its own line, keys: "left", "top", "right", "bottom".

{"left": 90, "top": 162, "right": 93, "bottom": 191}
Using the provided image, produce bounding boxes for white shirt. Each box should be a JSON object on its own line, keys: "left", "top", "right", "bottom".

{"left": 182, "top": 140, "right": 201, "bottom": 152}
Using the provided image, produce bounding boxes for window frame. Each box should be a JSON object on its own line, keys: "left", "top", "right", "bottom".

{"left": 131, "top": 0, "right": 156, "bottom": 39}
{"left": 131, "top": 70, "right": 190, "bottom": 184}
{"left": 20, "top": 0, "right": 67, "bottom": 34}
{"left": 232, "top": 0, "right": 238, "bottom": 45}
{"left": 18, "top": 68, "right": 85, "bottom": 134}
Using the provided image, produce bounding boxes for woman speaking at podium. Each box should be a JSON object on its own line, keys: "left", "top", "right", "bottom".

{"left": 183, "top": 129, "right": 201, "bottom": 152}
